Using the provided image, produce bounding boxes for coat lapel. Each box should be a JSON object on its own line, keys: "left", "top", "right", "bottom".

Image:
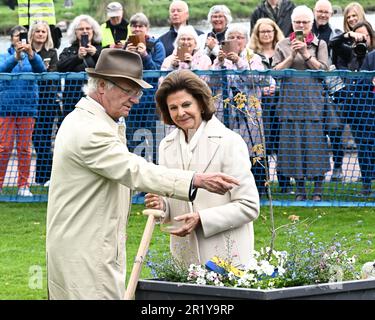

{"left": 189, "top": 116, "right": 223, "bottom": 173}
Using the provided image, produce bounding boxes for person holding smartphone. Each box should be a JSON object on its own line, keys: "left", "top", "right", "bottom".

{"left": 211, "top": 24, "right": 267, "bottom": 197}
{"left": 57, "top": 14, "right": 102, "bottom": 125}
{"left": 160, "top": 25, "right": 211, "bottom": 73}
{"left": 273, "top": 5, "right": 330, "bottom": 201}
{"left": 198, "top": 5, "right": 233, "bottom": 63}
{"left": 0, "top": 25, "right": 46, "bottom": 197}
{"left": 29, "top": 20, "right": 59, "bottom": 188}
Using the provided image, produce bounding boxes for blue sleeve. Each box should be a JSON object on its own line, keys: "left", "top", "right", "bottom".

{"left": 0, "top": 54, "right": 18, "bottom": 72}
{"left": 29, "top": 52, "right": 46, "bottom": 73}
{"left": 142, "top": 40, "right": 166, "bottom": 70}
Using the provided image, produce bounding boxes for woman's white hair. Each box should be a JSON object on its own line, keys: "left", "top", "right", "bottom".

{"left": 66, "top": 14, "right": 102, "bottom": 45}
{"left": 291, "top": 5, "right": 314, "bottom": 23}
{"left": 173, "top": 25, "right": 200, "bottom": 50}
{"left": 225, "top": 23, "right": 249, "bottom": 43}
{"left": 28, "top": 20, "right": 54, "bottom": 51}
{"left": 207, "top": 5, "right": 232, "bottom": 25}
{"left": 83, "top": 77, "right": 114, "bottom": 95}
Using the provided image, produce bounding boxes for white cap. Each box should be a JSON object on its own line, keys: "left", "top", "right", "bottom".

{"left": 106, "top": 2, "right": 123, "bottom": 18}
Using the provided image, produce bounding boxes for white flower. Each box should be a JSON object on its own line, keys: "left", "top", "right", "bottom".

{"left": 196, "top": 277, "right": 206, "bottom": 285}
{"left": 277, "top": 266, "right": 286, "bottom": 276}
{"left": 245, "top": 257, "right": 258, "bottom": 271}
{"left": 259, "top": 260, "right": 274, "bottom": 276}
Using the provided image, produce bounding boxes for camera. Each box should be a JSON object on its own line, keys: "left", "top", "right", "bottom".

{"left": 352, "top": 39, "right": 368, "bottom": 57}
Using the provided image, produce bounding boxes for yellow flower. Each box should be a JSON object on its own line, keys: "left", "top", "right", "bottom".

{"left": 288, "top": 215, "right": 300, "bottom": 222}
{"left": 223, "top": 98, "right": 231, "bottom": 109}
{"left": 252, "top": 156, "right": 262, "bottom": 165}
{"left": 252, "top": 144, "right": 264, "bottom": 154}
{"left": 233, "top": 92, "right": 247, "bottom": 105}
{"left": 249, "top": 95, "right": 261, "bottom": 109}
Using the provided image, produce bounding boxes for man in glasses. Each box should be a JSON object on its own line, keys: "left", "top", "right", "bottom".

{"left": 250, "top": 0, "right": 296, "bottom": 37}
{"left": 46, "top": 49, "right": 240, "bottom": 299}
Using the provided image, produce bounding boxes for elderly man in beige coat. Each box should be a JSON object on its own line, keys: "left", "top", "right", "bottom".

{"left": 46, "top": 49, "right": 239, "bottom": 300}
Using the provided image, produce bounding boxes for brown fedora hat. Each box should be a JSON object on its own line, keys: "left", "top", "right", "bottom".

{"left": 85, "top": 49, "right": 152, "bottom": 89}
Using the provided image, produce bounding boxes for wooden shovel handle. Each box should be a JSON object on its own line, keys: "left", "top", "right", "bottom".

{"left": 124, "top": 213, "right": 156, "bottom": 300}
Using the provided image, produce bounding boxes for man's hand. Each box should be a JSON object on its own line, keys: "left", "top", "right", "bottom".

{"left": 193, "top": 173, "right": 240, "bottom": 195}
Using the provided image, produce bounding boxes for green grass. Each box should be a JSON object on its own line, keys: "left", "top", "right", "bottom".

{"left": 0, "top": 0, "right": 374, "bottom": 34}
{"left": 0, "top": 202, "right": 374, "bottom": 299}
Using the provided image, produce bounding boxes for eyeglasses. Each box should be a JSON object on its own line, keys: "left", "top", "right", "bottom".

{"left": 316, "top": 10, "right": 332, "bottom": 15}
{"left": 293, "top": 21, "right": 311, "bottom": 25}
{"left": 131, "top": 24, "right": 146, "bottom": 29}
{"left": 259, "top": 30, "right": 275, "bottom": 34}
{"left": 211, "top": 14, "right": 226, "bottom": 19}
{"left": 179, "top": 37, "right": 195, "bottom": 42}
{"left": 76, "top": 27, "right": 93, "bottom": 32}
{"left": 228, "top": 35, "right": 246, "bottom": 40}
{"left": 106, "top": 79, "right": 143, "bottom": 99}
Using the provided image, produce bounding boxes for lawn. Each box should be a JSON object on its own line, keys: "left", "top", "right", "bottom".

{"left": 0, "top": 202, "right": 374, "bottom": 300}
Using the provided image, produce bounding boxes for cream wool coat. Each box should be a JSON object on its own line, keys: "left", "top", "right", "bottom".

{"left": 160, "top": 116, "right": 260, "bottom": 267}
{"left": 46, "top": 97, "right": 195, "bottom": 300}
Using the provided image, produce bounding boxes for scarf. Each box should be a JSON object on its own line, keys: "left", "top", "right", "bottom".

{"left": 289, "top": 31, "right": 315, "bottom": 45}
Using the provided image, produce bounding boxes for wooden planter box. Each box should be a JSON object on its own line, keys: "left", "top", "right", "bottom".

{"left": 136, "top": 278, "right": 375, "bottom": 300}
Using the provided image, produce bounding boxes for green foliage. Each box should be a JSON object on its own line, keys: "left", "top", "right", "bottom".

{"left": 0, "top": 203, "right": 374, "bottom": 299}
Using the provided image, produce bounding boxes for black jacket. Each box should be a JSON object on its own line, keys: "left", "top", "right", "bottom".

{"left": 250, "top": 0, "right": 295, "bottom": 37}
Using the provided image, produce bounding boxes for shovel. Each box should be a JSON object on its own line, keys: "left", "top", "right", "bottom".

{"left": 124, "top": 208, "right": 164, "bottom": 300}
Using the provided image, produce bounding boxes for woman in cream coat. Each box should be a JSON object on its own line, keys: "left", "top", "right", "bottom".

{"left": 146, "top": 70, "right": 259, "bottom": 268}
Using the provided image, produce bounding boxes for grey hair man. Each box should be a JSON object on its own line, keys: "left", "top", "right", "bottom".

{"left": 158, "top": 0, "right": 203, "bottom": 56}
{"left": 312, "top": 0, "right": 342, "bottom": 58}
{"left": 46, "top": 49, "right": 239, "bottom": 300}
{"left": 250, "top": 0, "right": 296, "bottom": 37}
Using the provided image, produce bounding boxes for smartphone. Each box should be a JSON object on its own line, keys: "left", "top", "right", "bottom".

{"left": 221, "top": 40, "right": 237, "bottom": 54}
{"left": 127, "top": 34, "right": 145, "bottom": 46}
{"left": 295, "top": 30, "right": 304, "bottom": 42}
{"left": 19, "top": 32, "right": 28, "bottom": 45}
{"left": 43, "top": 58, "right": 51, "bottom": 68}
{"left": 177, "top": 45, "right": 189, "bottom": 61}
{"left": 80, "top": 34, "right": 89, "bottom": 48}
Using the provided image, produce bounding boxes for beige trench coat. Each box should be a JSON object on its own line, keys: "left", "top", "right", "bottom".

{"left": 46, "top": 97, "right": 195, "bottom": 300}
{"left": 160, "top": 116, "right": 260, "bottom": 267}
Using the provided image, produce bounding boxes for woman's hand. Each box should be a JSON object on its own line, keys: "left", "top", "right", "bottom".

{"left": 226, "top": 52, "right": 240, "bottom": 63}
{"left": 21, "top": 43, "right": 34, "bottom": 59}
{"left": 125, "top": 43, "right": 137, "bottom": 53}
{"left": 172, "top": 54, "right": 180, "bottom": 68}
{"left": 291, "top": 39, "right": 308, "bottom": 57}
{"left": 170, "top": 212, "right": 201, "bottom": 237}
{"left": 137, "top": 43, "right": 147, "bottom": 57}
{"left": 86, "top": 44, "right": 97, "bottom": 56}
{"left": 183, "top": 52, "right": 193, "bottom": 63}
{"left": 217, "top": 49, "right": 225, "bottom": 62}
{"left": 345, "top": 31, "right": 367, "bottom": 42}
{"left": 144, "top": 193, "right": 165, "bottom": 211}
{"left": 14, "top": 41, "right": 23, "bottom": 60}
{"left": 78, "top": 46, "right": 88, "bottom": 59}
{"left": 206, "top": 36, "right": 218, "bottom": 50}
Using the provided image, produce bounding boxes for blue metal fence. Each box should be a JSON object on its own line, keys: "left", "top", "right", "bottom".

{"left": 0, "top": 69, "right": 374, "bottom": 206}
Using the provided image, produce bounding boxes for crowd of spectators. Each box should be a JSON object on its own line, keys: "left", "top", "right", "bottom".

{"left": 0, "top": 0, "right": 374, "bottom": 199}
